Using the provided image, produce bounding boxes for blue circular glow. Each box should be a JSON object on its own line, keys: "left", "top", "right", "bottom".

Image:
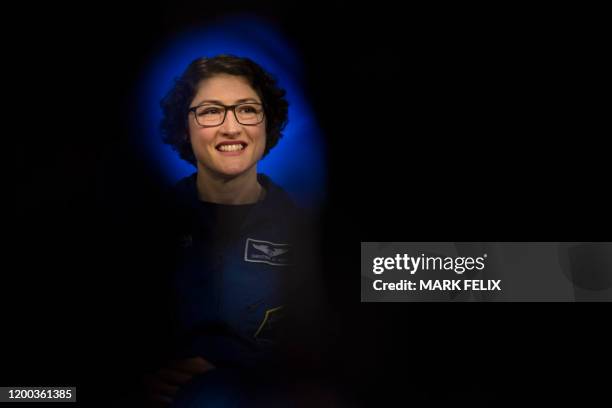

{"left": 136, "top": 15, "right": 326, "bottom": 208}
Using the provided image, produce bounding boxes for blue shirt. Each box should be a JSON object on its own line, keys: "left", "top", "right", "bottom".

{"left": 169, "top": 173, "right": 306, "bottom": 367}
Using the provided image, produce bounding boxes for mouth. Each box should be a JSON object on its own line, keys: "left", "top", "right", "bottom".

{"left": 215, "top": 141, "right": 248, "bottom": 153}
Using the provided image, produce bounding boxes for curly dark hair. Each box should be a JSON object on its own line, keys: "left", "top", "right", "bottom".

{"left": 159, "top": 54, "right": 289, "bottom": 166}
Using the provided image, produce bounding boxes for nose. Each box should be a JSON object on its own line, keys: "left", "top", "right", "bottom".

{"left": 218, "top": 108, "right": 242, "bottom": 136}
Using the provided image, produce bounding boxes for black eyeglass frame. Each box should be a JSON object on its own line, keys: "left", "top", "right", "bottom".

{"left": 188, "top": 102, "right": 266, "bottom": 127}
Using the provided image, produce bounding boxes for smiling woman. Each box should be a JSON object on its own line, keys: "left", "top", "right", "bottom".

{"left": 141, "top": 55, "right": 327, "bottom": 407}
{"left": 160, "top": 55, "right": 288, "bottom": 204}
{"left": 186, "top": 74, "right": 269, "bottom": 203}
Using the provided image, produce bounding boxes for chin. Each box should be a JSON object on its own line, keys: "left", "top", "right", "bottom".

{"left": 216, "top": 165, "right": 251, "bottom": 178}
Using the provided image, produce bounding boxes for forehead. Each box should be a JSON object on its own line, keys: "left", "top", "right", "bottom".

{"left": 193, "top": 74, "right": 259, "bottom": 103}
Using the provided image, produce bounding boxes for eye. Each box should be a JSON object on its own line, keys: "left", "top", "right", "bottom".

{"left": 198, "top": 107, "right": 222, "bottom": 116}
{"left": 238, "top": 105, "right": 259, "bottom": 114}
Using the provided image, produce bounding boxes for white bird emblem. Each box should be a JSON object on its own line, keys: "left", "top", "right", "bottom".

{"left": 253, "top": 244, "right": 289, "bottom": 258}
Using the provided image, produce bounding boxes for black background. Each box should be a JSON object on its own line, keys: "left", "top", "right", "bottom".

{"left": 7, "top": 1, "right": 610, "bottom": 405}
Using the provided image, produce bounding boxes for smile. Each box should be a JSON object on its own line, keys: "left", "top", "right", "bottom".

{"left": 216, "top": 142, "right": 248, "bottom": 152}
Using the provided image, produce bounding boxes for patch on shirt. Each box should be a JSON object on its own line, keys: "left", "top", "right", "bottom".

{"left": 244, "top": 238, "right": 291, "bottom": 266}
{"left": 254, "top": 305, "right": 285, "bottom": 343}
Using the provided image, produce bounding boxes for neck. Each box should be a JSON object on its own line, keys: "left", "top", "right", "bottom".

{"left": 195, "top": 165, "right": 262, "bottom": 205}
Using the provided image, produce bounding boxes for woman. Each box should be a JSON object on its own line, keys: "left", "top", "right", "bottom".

{"left": 143, "top": 55, "right": 321, "bottom": 406}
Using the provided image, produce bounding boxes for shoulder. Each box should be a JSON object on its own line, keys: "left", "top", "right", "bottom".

{"left": 257, "top": 174, "right": 306, "bottom": 221}
{"left": 257, "top": 173, "right": 320, "bottom": 242}
{"left": 155, "top": 173, "right": 199, "bottom": 236}
{"left": 257, "top": 174, "right": 298, "bottom": 210}
{"left": 173, "top": 173, "right": 198, "bottom": 204}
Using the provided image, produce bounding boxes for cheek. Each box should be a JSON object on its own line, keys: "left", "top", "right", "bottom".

{"left": 255, "top": 126, "right": 267, "bottom": 148}
{"left": 187, "top": 117, "right": 197, "bottom": 137}
{"left": 189, "top": 127, "right": 215, "bottom": 146}
{"left": 256, "top": 132, "right": 267, "bottom": 156}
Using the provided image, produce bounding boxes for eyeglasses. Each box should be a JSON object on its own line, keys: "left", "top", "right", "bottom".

{"left": 188, "top": 102, "right": 265, "bottom": 127}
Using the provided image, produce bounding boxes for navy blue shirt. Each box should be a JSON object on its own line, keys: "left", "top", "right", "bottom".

{"left": 168, "top": 173, "right": 308, "bottom": 368}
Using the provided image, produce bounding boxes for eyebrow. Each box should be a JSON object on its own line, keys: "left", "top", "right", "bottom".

{"left": 195, "top": 98, "right": 260, "bottom": 106}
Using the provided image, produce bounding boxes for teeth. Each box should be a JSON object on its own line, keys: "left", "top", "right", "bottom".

{"left": 218, "top": 144, "right": 244, "bottom": 152}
